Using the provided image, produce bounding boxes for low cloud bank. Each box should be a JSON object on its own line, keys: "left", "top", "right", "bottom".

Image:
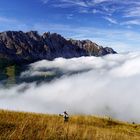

{"left": 1, "top": 52, "right": 140, "bottom": 122}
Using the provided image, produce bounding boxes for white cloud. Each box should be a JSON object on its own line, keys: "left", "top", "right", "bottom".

{"left": 41, "top": 0, "right": 49, "bottom": 4}
{"left": 40, "top": 0, "right": 140, "bottom": 27}
{"left": 122, "top": 19, "right": 140, "bottom": 25}
{"left": 93, "top": 0, "right": 110, "bottom": 4}
{"left": 1, "top": 52, "right": 140, "bottom": 122}
{"left": 41, "top": 0, "right": 111, "bottom": 7}
{"left": 124, "top": 7, "right": 140, "bottom": 18}
{"left": 42, "top": 0, "right": 88, "bottom": 7}
{"left": 104, "top": 16, "right": 118, "bottom": 24}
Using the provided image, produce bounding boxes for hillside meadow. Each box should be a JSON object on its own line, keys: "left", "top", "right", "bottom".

{"left": 0, "top": 110, "right": 140, "bottom": 140}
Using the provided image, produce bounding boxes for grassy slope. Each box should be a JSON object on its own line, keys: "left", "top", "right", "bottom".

{"left": 0, "top": 110, "right": 140, "bottom": 140}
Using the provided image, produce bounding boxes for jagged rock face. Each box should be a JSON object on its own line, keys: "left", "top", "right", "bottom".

{"left": 0, "top": 31, "right": 116, "bottom": 64}
{"left": 69, "top": 39, "right": 116, "bottom": 56}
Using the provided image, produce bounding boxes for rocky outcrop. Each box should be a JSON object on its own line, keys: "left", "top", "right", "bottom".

{"left": 0, "top": 31, "right": 116, "bottom": 65}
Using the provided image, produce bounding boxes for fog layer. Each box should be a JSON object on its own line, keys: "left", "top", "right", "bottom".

{"left": 0, "top": 52, "right": 140, "bottom": 122}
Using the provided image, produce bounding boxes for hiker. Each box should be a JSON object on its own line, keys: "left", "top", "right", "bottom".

{"left": 59, "top": 111, "right": 69, "bottom": 122}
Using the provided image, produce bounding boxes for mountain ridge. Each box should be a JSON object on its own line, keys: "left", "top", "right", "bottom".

{"left": 0, "top": 31, "right": 117, "bottom": 65}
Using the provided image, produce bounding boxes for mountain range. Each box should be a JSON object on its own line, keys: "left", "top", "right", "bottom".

{"left": 0, "top": 31, "right": 116, "bottom": 66}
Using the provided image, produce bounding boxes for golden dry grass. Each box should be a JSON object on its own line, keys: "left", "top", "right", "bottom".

{"left": 0, "top": 110, "right": 140, "bottom": 140}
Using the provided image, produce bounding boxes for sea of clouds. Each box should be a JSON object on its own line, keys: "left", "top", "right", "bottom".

{"left": 0, "top": 52, "right": 140, "bottom": 123}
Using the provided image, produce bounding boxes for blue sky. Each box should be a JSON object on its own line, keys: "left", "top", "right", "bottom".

{"left": 0, "top": 0, "right": 140, "bottom": 52}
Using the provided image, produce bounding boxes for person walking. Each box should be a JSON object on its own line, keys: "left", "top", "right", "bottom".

{"left": 59, "top": 111, "right": 69, "bottom": 122}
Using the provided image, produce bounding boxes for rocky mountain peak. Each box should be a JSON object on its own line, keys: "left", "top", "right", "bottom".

{"left": 0, "top": 31, "right": 117, "bottom": 65}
